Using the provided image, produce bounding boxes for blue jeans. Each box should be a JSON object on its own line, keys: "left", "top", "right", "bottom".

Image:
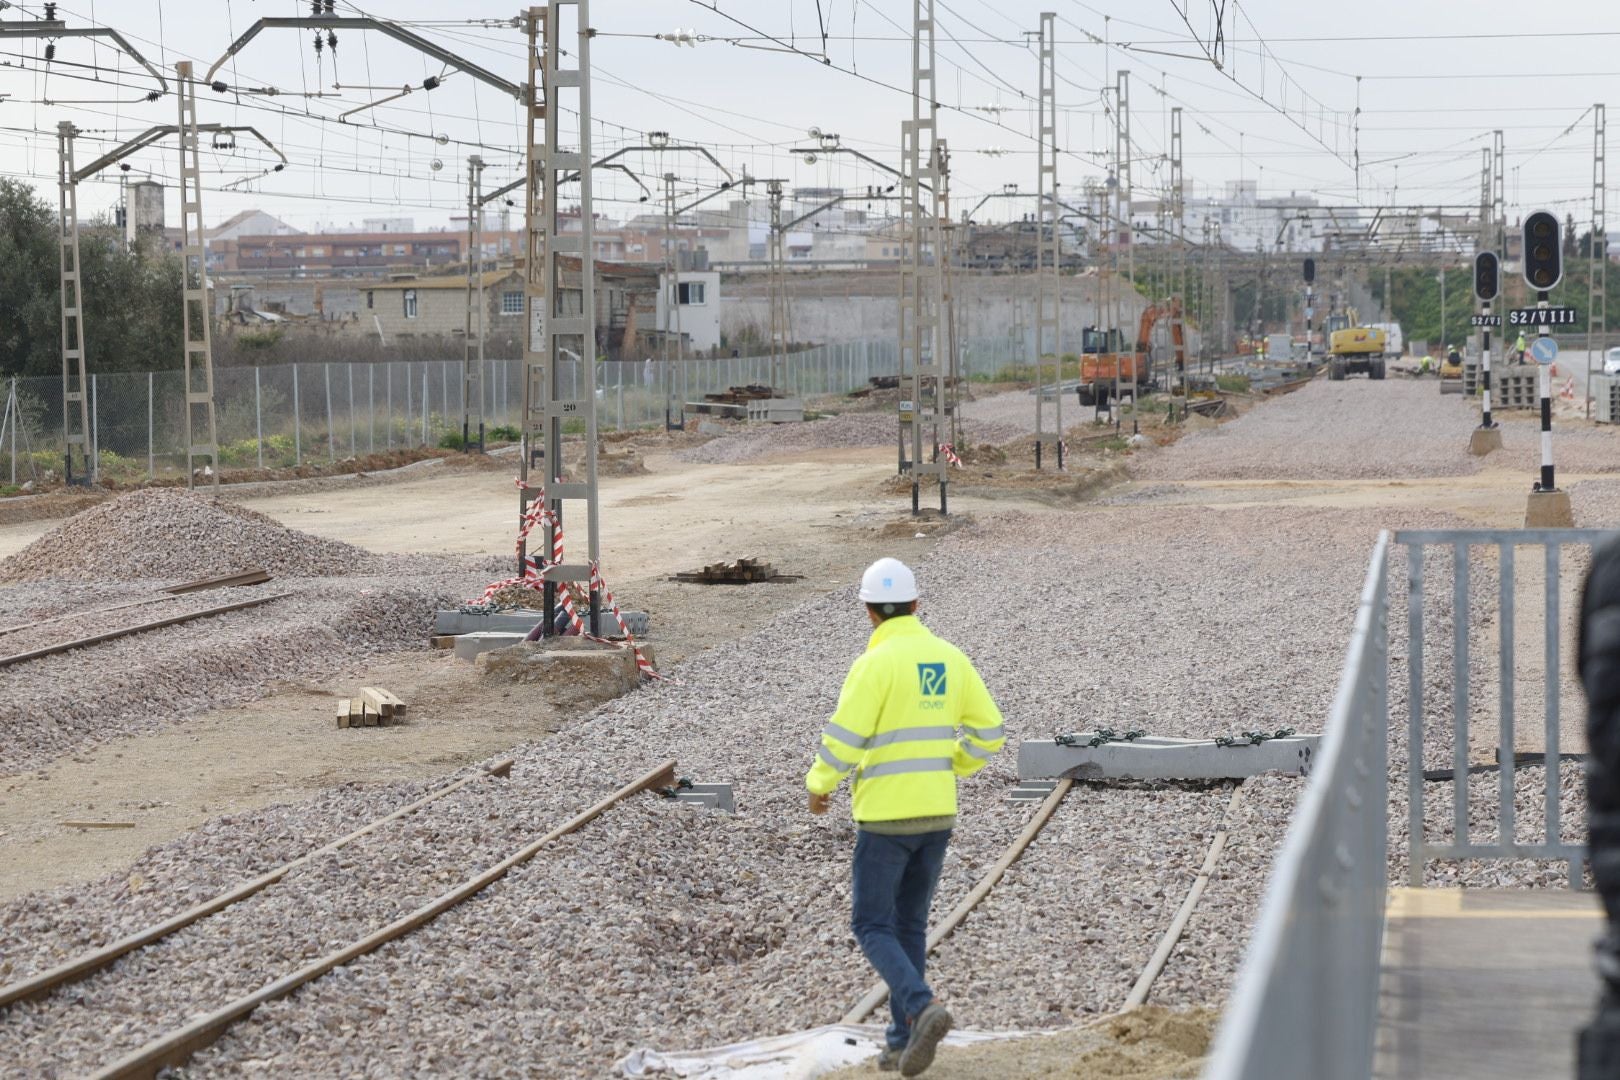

{"left": 851, "top": 828, "right": 952, "bottom": 1050}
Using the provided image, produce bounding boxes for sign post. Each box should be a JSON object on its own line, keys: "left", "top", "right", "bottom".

{"left": 1521, "top": 210, "right": 1574, "bottom": 526}
{"left": 1470, "top": 251, "right": 1503, "bottom": 454}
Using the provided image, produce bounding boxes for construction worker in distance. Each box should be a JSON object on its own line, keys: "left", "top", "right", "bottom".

{"left": 806, "top": 557, "right": 1005, "bottom": 1077}
{"left": 1514, "top": 331, "right": 1528, "bottom": 363}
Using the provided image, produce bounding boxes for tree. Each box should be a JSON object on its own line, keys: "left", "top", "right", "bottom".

{"left": 0, "top": 178, "right": 183, "bottom": 379}
{"left": 0, "top": 178, "right": 61, "bottom": 378}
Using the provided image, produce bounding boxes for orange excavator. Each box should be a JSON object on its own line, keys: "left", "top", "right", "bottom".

{"left": 1077, "top": 298, "right": 1188, "bottom": 406}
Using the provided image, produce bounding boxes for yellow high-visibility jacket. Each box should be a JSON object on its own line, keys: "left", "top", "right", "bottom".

{"left": 805, "top": 615, "right": 1005, "bottom": 823}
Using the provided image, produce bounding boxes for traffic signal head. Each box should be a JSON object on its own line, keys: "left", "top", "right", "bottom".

{"left": 1303, "top": 257, "right": 1316, "bottom": 284}
{"left": 1522, "top": 210, "right": 1563, "bottom": 291}
{"left": 1474, "top": 251, "right": 1500, "bottom": 301}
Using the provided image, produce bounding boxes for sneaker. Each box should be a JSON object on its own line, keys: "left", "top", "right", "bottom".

{"left": 899, "top": 1002, "right": 952, "bottom": 1076}
{"left": 876, "top": 1046, "right": 902, "bottom": 1072}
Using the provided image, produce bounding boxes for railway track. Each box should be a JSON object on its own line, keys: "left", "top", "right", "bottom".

{"left": 842, "top": 778, "right": 1251, "bottom": 1026}
{"left": 0, "top": 759, "right": 677, "bottom": 1079}
{"left": 0, "top": 572, "right": 287, "bottom": 671}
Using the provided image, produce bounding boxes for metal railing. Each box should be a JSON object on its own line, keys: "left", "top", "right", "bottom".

{"left": 1399, "top": 528, "right": 1610, "bottom": 889}
{"left": 1204, "top": 532, "right": 1391, "bottom": 1080}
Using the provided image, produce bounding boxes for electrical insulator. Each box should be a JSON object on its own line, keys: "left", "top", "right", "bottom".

{"left": 44, "top": 42, "right": 55, "bottom": 61}
{"left": 313, "top": 30, "right": 323, "bottom": 57}
{"left": 327, "top": 31, "right": 337, "bottom": 52}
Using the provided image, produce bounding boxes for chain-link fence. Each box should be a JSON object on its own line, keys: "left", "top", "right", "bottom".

{"left": 0, "top": 337, "right": 1049, "bottom": 485}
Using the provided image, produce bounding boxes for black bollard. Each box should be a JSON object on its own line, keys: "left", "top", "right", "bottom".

{"left": 1578, "top": 536, "right": 1620, "bottom": 1076}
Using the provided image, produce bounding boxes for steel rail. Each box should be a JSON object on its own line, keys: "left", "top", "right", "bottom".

{"left": 91, "top": 759, "right": 677, "bottom": 1080}
{"left": 0, "top": 592, "right": 293, "bottom": 670}
{"left": 0, "top": 758, "right": 517, "bottom": 1009}
{"left": 841, "top": 777, "right": 1075, "bottom": 1024}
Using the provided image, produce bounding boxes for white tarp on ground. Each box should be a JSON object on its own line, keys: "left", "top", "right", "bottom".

{"left": 616, "top": 1024, "right": 1028, "bottom": 1079}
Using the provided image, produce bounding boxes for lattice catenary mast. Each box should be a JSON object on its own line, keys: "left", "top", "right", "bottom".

{"left": 176, "top": 61, "right": 221, "bottom": 489}
{"left": 1034, "top": 11, "right": 1062, "bottom": 469}
{"left": 898, "top": 0, "right": 947, "bottom": 514}
{"left": 520, "top": 2, "right": 602, "bottom": 636}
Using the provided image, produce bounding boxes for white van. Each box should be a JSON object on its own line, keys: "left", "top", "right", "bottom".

{"left": 1369, "top": 323, "right": 1405, "bottom": 357}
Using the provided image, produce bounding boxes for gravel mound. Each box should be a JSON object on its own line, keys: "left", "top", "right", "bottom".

{"left": 0, "top": 489, "right": 379, "bottom": 583}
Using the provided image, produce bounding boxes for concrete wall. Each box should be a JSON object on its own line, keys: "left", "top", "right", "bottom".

{"left": 721, "top": 271, "right": 1152, "bottom": 357}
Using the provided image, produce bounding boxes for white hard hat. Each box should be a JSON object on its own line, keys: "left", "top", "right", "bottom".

{"left": 859, "top": 558, "right": 918, "bottom": 604}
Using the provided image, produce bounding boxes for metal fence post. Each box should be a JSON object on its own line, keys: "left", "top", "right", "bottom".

{"left": 386, "top": 363, "right": 393, "bottom": 450}
{"left": 440, "top": 360, "right": 449, "bottom": 443}
{"left": 325, "top": 362, "right": 335, "bottom": 461}
{"left": 367, "top": 363, "right": 375, "bottom": 454}
{"left": 89, "top": 373, "right": 99, "bottom": 483}
{"left": 292, "top": 363, "right": 302, "bottom": 466}
{"left": 405, "top": 362, "right": 414, "bottom": 448}
{"left": 147, "top": 370, "right": 154, "bottom": 479}
{"left": 348, "top": 362, "right": 356, "bottom": 457}
{"left": 422, "top": 365, "right": 430, "bottom": 446}
{"left": 255, "top": 366, "right": 263, "bottom": 469}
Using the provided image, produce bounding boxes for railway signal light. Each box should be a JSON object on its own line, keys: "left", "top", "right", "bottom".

{"left": 1474, "top": 251, "right": 1500, "bottom": 301}
{"left": 1303, "top": 257, "right": 1315, "bottom": 284}
{"left": 1523, "top": 210, "right": 1563, "bottom": 292}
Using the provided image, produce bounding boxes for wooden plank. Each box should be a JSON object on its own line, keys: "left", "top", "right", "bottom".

{"left": 380, "top": 689, "right": 407, "bottom": 716}
{"left": 164, "top": 568, "right": 272, "bottom": 595}
{"left": 336, "top": 699, "right": 351, "bottom": 729}
{"left": 0, "top": 758, "right": 517, "bottom": 1010}
{"left": 429, "top": 635, "right": 456, "bottom": 650}
{"left": 0, "top": 593, "right": 295, "bottom": 670}
{"left": 359, "top": 687, "right": 394, "bottom": 718}
{"left": 89, "top": 759, "right": 677, "bottom": 1080}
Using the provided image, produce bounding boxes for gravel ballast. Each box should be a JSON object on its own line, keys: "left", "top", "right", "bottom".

{"left": 0, "top": 376, "right": 1604, "bottom": 1077}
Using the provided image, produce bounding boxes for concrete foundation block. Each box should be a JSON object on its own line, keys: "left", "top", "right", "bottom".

{"left": 435, "top": 609, "right": 546, "bottom": 635}
{"left": 1018, "top": 733, "right": 1321, "bottom": 782}
{"left": 454, "top": 631, "right": 528, "bottom": 661}
{"left": 1469, "top": 427, "right": 1504, "bottom": 456}
{"left": 1526, "top": 489, "right": 1575, "bottom": 528}
{"left": 475, "top": 637, "right": 651, "bottom": 710}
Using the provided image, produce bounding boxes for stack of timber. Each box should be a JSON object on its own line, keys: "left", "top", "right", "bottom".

{"left": 336, "top": 687, "right": 409, "bottom": 728}
{"left": 673, "top": 557, "right": 802, "bottom": 585}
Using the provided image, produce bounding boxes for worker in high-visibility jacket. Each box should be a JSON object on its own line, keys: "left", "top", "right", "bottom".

{"left": 806, "top": 557, "right": 1005, "bottom": 1077}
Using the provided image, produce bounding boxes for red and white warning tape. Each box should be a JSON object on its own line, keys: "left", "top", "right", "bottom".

{"left": 937, "top": 443, "right": 963, "bottom": 468}
{"left": 467, "top": 479, "right": 664, "bottom": 681}
{"left": 1560, "top": 376, "right": 1577, "bottom": 402}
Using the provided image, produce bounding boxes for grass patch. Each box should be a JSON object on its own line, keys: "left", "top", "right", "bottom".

{"left": 1216, "top": 374, "right": 1252, "bottom": 393}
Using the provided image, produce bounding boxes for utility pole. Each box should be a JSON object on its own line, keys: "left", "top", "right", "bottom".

{"left": 900, "top": 0, "right": 947, "bottom": 514}
{"left": 937, "top": 141, "right": 961, "bottom": 448}
{"left": 463, "top": 154, "right": 486, "bottom": 451}
{"left": 1493, "top": 130, "right": 1507, "bottom": 257}
{"left": 1170, "top": 106, "right": 1185, "bottom": 389}
{"left": 55, "top": 123, "right": 92, "bottom": 487}
{"left": 519, "top": 1, "right": 602, "bottom": 636}
{"left": 662, "top": 170, "right": 684, "bottom": 428}
{"left": 1034, "top": 11, "right": 1062, "bottom": 468}
{"left": 767, "top": 178, "right": 788, "bottom": 394}
{"left": 1119, "top": 70, "right": 1138, "bottom": 424}
{"left": 176, "top": 61, "right": 220, "bottom": 489}
{"left": 1591, "top": 104, "right": 1607, "bottom": 420}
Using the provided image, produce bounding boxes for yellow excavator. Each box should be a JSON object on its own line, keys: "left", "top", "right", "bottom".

{"left": 1325, "top": 310, "right": 1388, "bottom": 381}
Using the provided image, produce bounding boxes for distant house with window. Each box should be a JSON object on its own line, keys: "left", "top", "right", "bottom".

{"left": 360, "top": 270, "right": 529, "bottom": 349}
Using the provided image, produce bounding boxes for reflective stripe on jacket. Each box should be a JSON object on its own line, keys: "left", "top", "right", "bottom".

{"left": 805, "top": 615, "right": 1005, "bottom": 822}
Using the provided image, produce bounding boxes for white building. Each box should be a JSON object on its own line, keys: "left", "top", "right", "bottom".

{"left": 656, "top": 270, "right": 722, "bottom": 352}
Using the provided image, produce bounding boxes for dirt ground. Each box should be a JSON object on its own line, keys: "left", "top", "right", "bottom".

{"left": 0, "top": 443, "right": 1051, "bottom": 902}
{"left": 823, "top": 1007, "right": 1213, "bottom": 1080}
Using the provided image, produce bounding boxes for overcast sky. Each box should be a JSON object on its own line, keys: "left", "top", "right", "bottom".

{"left": 0, "top": 0, "right": 1614, "bottom": 233}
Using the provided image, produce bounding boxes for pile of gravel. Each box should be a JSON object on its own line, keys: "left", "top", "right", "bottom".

{"left": 0, "top": 489, "right": 380, "bottom": 583}
{"left": 1138, "top": 380, "right": 1483, "bottom": 481}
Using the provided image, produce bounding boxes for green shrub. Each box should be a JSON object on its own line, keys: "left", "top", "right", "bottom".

{"left": 488, "top": 424, "right": 521, "bottom": 442}
{"left": 1215, "top": 374, "right": 1252, "bottom": 393}
{"left": 438, "top": 431, "right": 467, "bottom": 450}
